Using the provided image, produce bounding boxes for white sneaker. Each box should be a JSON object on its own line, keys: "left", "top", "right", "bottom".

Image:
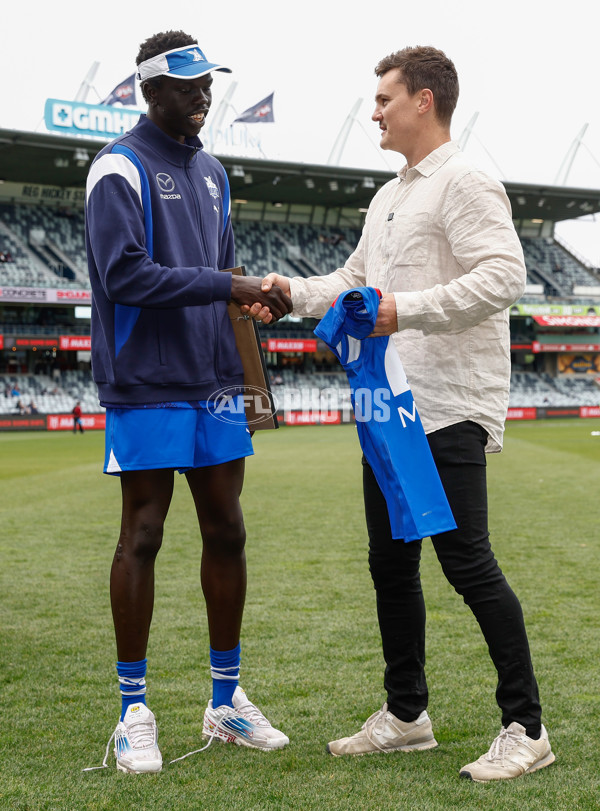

{"left": 113, "top": 703, "right": 162, "bottom": 774}
{"left": 327, "top": 704, "right": 438, "bottom": 756}
{"left": 202, "top": 686, "right": 289, "bottom": 751}
{"left": 459, "top": 722, "right": 555, "bottom": 782}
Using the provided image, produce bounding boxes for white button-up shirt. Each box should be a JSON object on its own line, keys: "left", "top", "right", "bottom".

{"left": 289, "top": 141, "right": 526, "bottom": 452}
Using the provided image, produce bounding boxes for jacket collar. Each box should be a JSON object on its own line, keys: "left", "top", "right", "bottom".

{"left": 133, "top": 114, "right": 204, "bottom": 165}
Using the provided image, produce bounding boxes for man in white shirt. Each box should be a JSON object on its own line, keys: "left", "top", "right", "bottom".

{"left": 258, "top": 46, "right": 554, "bottom": 782}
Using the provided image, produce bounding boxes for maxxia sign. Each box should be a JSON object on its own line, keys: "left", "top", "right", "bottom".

{"left": 44, "top": 99, "right": 144, "bottom": 139}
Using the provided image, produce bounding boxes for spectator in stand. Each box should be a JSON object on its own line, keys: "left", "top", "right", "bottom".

{"left": 72, "top": 401, "right": 84, "bottom": 434}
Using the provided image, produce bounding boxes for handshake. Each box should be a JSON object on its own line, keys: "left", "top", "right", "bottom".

{"left": 230, "top": 273, "right": 291, "bottom": 325}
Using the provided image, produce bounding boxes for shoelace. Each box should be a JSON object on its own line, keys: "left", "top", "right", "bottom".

{"left": 125, "top": 717, "right": 157, "bottom": 749}
{"left": 82, "top": 729, "right": 116, "bottom": 772}
{"left": 234, "top": 698, "right": 270, "bottom": 727}
{"left": 485, "top": 727, "right": 522, "bottom": 765}
{"left": 170, "top": 705, "right": 241, "bottom": 764}
{"left": 82, "top": 717, "right": 156, "bottom": 772}
{"left": 363, "top": 708, "right": 391, "bottom": 752}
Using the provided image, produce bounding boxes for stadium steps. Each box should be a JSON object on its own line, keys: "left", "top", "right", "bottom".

{"left": 0, "top": 217, "right": 68, "bottom": 287}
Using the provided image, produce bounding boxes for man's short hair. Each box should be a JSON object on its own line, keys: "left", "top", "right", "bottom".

{"left": 375, "top": 46, "right": 459, "bottom": 127}
{"left": 136, "top": 30, "right": 197, "bottom": 102}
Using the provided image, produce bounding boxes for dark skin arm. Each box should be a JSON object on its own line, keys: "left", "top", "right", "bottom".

{"left": 230, "top": 275, "right": 292, "bottom": 324}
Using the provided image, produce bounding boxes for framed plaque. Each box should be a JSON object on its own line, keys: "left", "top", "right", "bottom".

{"left": 221, "top": 265, "right": 278, "bottom": 430}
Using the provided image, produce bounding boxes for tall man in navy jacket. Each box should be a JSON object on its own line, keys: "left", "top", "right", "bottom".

{"left": 85, "top": 30, "right": 291, "bottom": 774}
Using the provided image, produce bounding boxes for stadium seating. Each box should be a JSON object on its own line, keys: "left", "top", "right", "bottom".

{"left": 0, "top": 203, "right": 87, "bottom": 288}
{"left": 2, "top": 201, "right": 599, "bottom": 296}
{"left": 0, "top": 371, "right": 100, "bottom": 415}
{"left": 508, "top": 372, "right": 599, "bottom": 407}
{"left": 271, "top": 369, "right": 600, "bottom": 412}
{"left": 232, "top": 222, "right": 360, "bottom": 277}
{"left": 2, "top": 201, "right": 600, "bottom": 416}
{"left": 521, "top": 237, "right": 600, "bottom": 297}
{"left": 1, "top": 365, "right": 598, "bottom": 415}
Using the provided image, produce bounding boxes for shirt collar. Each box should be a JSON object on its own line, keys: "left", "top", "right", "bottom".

{"left": 397, "top": 141, "right": 459, "bottom": 182}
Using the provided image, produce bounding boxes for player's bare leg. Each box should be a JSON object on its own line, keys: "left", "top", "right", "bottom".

{"left": 183, "top": 460, "right": 289, "bottom": 752}
{"left": 111, "top": 469, "right": 175, "bottom": 660}
{"left": 94, "top": 469, "right": 175, "bottom": 774}
{"left": 186, "top": 459, "right": 247, "bottom": 649}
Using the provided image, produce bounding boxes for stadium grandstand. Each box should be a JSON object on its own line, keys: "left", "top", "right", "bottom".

{"left": 1, "top": 127, "right": 600, "bottom": 430}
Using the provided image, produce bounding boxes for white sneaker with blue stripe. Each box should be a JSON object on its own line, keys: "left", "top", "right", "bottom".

{"left": 114, "top": 703, "right": 162, "bottom": 774}
{"left": 202, "top": 686, "right": 289, "bottom": 750}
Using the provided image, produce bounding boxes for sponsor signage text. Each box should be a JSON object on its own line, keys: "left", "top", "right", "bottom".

{"left": 0, "top": 287, "right": 92, "bottom": 304}
{"left": 44, "top": 99, "right": 144, "bottom": 139}
{"left": 267, "top": 338, "right": 317, "bottom": 353}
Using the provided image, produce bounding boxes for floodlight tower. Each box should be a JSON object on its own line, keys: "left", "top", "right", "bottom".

{"left": 554, "top": 124, "right": 589, "bottom": 185}
{"left": 327, "top": 99, "right": 364, "bottom": 166}
{"left": 74, "top": 62, "right": 100, "bottom": 103}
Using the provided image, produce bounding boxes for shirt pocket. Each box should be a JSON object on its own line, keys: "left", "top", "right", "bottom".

{"left": 385, "top": 212, "right": 429, "bottom": 266}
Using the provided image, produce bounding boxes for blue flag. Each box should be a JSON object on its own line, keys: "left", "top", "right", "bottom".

{"left": 314, "top": 287, "right": 456, "bottom": 542}
{"left": 233, "top": 92, "right": 274, "bottom": 123}
{"left": 101, "top": 74, "right": 137, "bottom": 106}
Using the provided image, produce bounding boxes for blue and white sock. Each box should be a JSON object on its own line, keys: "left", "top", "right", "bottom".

{"left": 117, "top": 659, "right": 147, "bottom": 721}
{"left": 210, "top": 643, "right": 241, "bottom": 708}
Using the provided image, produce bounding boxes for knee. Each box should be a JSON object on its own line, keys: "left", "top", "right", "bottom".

{"left": 202, "top": 516, "right": 246, "bottom": 558}
{"left": 117, "top": 520, "right": 164, "bottom": 563}
{"left": 368, "top": 546, "right": 420, "bottom": 594}
{"left": 439, "top": 542, "right": 504, "bottom": 599}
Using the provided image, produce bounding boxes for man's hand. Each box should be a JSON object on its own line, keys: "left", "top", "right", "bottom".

{"left": 260, "top": 273, "right": 291, "bottom": 296}
{"left": 230, "top": 275, "right": 292, "bottom": 324}
{"left": 369, "top": 293, "right": 398, "bottom": 336}
{"left": 239, "top": 274, "right": 293, "bottom": 323}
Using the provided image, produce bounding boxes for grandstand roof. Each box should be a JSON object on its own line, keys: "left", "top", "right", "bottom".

{"left": 2, "top": 127, "right": 600, "bottom": 222}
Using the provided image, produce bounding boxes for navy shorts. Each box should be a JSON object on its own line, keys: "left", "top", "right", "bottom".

{"left": 103, "top": 397, "right": 254, "bottom": 475}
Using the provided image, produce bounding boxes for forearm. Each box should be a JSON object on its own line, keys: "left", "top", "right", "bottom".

{"left": 289, "top": 251, "right": 367, "bottom": 318}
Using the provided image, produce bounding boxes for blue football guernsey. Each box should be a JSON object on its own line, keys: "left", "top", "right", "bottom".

{"left": 314, "top": 287, "right": 456, "bottom": 542}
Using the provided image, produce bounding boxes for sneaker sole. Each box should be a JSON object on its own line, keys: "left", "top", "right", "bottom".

{"left": 116, "top": 760, "right": 162, "bottom": 775}
{"left": 326, "top": 738, "right": 439, "bottom": 757}
{"left": 459, "top": 750, "right": 556, "bottom": 782}
{"left": 202, "top": 724, "right": 288, "bottom": 751}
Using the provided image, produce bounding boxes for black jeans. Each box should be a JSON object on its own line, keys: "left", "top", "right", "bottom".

{"left": 363, "top": 420, "right": 542, "bottom": 734}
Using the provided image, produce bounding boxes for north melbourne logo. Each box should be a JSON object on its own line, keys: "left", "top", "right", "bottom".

{"left": 204, "top": 175, "right": 220, "bottom": 200}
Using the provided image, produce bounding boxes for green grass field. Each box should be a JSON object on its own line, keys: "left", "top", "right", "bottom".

{"left": 1, "top": 420, "right": 599, "bottom": 810}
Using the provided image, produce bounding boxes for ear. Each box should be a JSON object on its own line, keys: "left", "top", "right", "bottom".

{"left": 417, "top": 89, "right": 434, "bottom": 114}
{"left": 142, "top": 81, "right": 158, "bottom": 106}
